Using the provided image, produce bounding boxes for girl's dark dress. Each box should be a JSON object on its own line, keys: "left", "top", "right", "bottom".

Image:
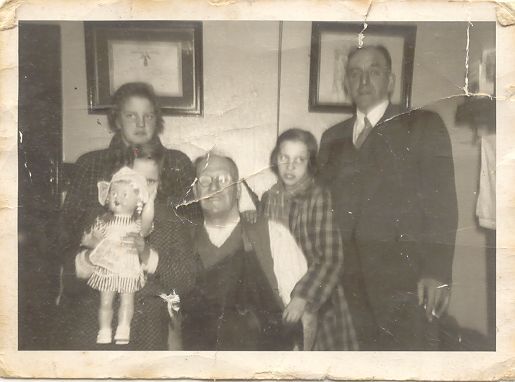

{"left": 52, "top": 133, "right": 198, "bottom": 350}
{"left": 57, "top": 133, "right": 198, "bottom": 266}
{"left": 53, "top": 200, "right": 197, "bottom": 350}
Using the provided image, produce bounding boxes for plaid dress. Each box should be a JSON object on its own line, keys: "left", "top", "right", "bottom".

{"left": 263, "top": 180, "right": 358, "bottom": 350}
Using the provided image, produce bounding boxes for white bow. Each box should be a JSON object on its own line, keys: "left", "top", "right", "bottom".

{"left": 159, "top": 290, "right": 181, "bottom": 318}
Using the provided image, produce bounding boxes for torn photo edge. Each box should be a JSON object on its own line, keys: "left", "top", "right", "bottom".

{"left": 0, "top": 0, "right": 514, "bottom": 380}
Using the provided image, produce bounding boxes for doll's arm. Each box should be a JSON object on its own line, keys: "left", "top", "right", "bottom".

{"left": 140, "top": 184, "right": 157, "bottom": 237}
{"left": 140, "top": 200, "right": 155, "bottom": 237}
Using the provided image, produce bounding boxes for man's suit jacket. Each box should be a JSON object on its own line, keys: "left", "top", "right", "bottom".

{"left": 318, "top": 104, "right": 458, "bottom": 301}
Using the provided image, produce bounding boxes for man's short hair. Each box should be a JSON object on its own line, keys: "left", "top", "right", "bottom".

{"left": 346, "top": 45, "right": 392, "bottom": 73}
{"left": 194, "top": 152, "right": 240, "bottom": 181}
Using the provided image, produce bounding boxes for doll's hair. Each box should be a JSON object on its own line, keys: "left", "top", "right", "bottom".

{"left": 133, "top": 143, "right": 165, "bottom": 171}
{"left": 99, "top": 167, "right": 149, "bottom": 214}
{"left": 111, "top": 179, "right": 141, "bottom": 194}
{"left": 105, "top": 179, "right": 144, "bottom": 216}
{"left": 270, "top": 128, "right": 318, "bottom": 177}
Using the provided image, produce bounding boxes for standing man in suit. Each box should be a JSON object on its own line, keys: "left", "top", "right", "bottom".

{"left": 318, "top": 45, "right": 458, "bottom": 350}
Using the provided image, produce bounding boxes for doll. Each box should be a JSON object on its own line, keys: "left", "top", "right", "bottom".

{"left": 81, "top": 166, "right": 155, "bottom": 345}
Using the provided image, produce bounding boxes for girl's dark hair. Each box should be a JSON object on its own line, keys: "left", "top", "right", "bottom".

{"left": 133, "top": 143, "right": 165, "bottom": 171}
{"left": 270, "top": 128, "right": 318, "bottom": 176}
{"left": 107, "top": 82, "right": 165, "bottom": 134}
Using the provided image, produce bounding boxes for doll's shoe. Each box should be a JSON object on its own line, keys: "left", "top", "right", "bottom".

{"left": 96, "top": 328, "right": 112, "bottom": 344}
{"left": 114, "top": 325, "right": 130, "bottom": 345}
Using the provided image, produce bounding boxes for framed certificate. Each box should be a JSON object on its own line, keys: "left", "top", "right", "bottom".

{"left": 85, "top": 21, "right": 203, "bottom": 115}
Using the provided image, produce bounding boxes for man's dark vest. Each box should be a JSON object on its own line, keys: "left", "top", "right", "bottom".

{"left": 182, "top": 219, "right": 291, "bottom": 350}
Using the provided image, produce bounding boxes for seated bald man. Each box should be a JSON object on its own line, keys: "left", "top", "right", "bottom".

{"left": 181, "top": 153, "right": 309, "bottom": 350}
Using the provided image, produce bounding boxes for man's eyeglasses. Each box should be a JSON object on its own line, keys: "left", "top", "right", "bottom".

{"left": 197, "top": 173, "right": 233, "bottom": 188}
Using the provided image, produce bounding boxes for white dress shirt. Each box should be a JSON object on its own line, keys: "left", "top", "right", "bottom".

{"left": 352, "top": 100, "right": 390, "bottom": 146}
{"left": 204, "top": 217, "right": 241, "bottom": 248}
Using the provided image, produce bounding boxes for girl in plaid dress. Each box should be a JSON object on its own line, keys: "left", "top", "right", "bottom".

{"left": 261, "top": 128, "right": 358, "bottom": 350}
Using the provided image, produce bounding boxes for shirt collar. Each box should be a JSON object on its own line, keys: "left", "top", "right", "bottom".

{"left": 356, "top": 100, "right": 390, "bottom": 127}
{"left": 204, "top": 216, "right": 241, "bottom": 248}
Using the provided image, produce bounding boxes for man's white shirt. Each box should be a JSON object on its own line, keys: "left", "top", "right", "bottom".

{"left": 204, "top": 217, "right": 241, "bottom": 248}
{"left": 352, "top": 100, "right": 389, "bottom": 146}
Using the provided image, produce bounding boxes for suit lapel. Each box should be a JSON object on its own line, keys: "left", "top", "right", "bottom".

{"left": 376, "top": 104, "right": 404, "bottom": 127}
{"left": 348, "top": 103, "right": 401, "bottom": 149}
{"left": 343, "top": 116, "right": 356, "bottom": 140}
{"left": 333, "top": 116, "right": 355, "bottom": 143}
{"left": 242, "top": 218, "right": 283, "bottom": 308}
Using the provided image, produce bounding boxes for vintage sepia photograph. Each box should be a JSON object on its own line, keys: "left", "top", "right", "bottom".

{"left": 4, "top": 0, "right": 515, "bottom": 378}
{"left": 17, "top": 19, "right": 497, "bottom": 355}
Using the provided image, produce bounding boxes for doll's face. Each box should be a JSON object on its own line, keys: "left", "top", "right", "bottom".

{"left": 107, "top": 181, "right": 139, "bottom": 215}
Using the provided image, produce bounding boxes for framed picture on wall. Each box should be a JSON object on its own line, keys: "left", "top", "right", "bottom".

{"left": 85, "top": 21, "right": 203, "bottom": 116}
{"left": 309, "top": 22, "right": 416, "bottom": 113}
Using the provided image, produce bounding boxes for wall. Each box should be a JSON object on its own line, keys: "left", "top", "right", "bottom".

{"left": 61, "top": 22, "right": 113, "bottom": 161}
{"left": 278, "top": 22, "right": 352, "bottom": 142}
{"left": 60, "top": 21, "right": 494, "bottom": 336}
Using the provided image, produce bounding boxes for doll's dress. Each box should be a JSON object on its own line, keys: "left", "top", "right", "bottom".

{"left": 87, "top": 214, "right": 145, "bottom": 293}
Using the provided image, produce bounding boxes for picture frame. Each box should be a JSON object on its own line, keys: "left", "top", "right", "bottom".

{"left": 309, "top": 22, "right": 416, "bottom": 113}
{"left": 85, "top": 21, "right": 203, "bottom": 116}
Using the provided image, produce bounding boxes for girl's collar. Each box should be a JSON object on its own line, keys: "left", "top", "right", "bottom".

{"left": 272, "top": 175, "right": 314, "bottom": 200}
{"left": 108, "top": 132, "right": 164, "bottom": 152}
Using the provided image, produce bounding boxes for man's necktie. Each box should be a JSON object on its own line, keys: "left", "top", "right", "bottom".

{"left": 354, "top": 116, "right": 374, "bottom": 149}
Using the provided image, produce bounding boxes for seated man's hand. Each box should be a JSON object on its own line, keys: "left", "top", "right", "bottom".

{"left": 147, "top": 182, "right": 158, "bottom": 202}
{"left": 417, "top": 277, "right": 451, "bottom": 322}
